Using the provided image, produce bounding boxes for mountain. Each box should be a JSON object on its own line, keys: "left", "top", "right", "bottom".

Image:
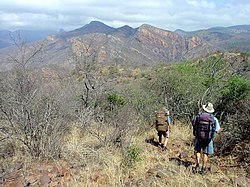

{"left": 42, "top": 21, "right": 212, "bottom": 66}
{"left": 63, "top": 21, "right": 117, "bottom": 37}
{"left": 174, "top": 25, "right": 250, "bottom": 51}
{"left": 0, "top": 21, "right": 249, "bottom": 70}
{"left": 0, "top": 29, "right": 59, "bottom": 49}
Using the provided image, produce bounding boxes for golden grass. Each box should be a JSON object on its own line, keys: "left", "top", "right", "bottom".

{"left": 59, "top": 121, "right": 249, "bottom": 186}
{"left": 2, "top": 121, "right": 248, "bottom": 187}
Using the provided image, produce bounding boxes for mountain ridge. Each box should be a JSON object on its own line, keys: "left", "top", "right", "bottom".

{"left": 1, "top": 22, "right": 250, "bottom": 48}
{"left": 0, "top": 21, "right": 249, "bottom": 70}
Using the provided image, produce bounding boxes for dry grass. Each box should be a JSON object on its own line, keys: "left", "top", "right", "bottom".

{"left": 59, "top": 121, "right": 248, "bottom": 187}
{"left": 1, "top": 121, "right": 248, "bottom": 187}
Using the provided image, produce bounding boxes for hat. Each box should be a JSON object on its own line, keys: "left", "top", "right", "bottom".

{"left": 202, "top": 102, "right": 215, "bottom": 113}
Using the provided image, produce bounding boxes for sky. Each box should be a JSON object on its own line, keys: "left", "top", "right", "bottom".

{"left": 0, "top": 0, "right": 250, "bottom": 32}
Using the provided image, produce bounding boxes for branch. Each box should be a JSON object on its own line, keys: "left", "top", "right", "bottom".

{"left": 198, "top": 87, "right": 210, "bottom": 112}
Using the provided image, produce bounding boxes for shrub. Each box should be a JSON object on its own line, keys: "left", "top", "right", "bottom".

{"left": 122, "top": 145, "right": 142, "bottom": 169}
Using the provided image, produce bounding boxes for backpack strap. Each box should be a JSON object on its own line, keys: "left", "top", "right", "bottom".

{"left": 193, "top": 114, "right": 200, "bottom": 137}
{"left": 211, "top": 114, "right": 215, "bottom": 123}
{"left": 210, "top": 114, "right": 216, "bottom": 139}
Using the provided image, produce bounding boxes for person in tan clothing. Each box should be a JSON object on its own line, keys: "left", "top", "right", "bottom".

{"left": 155, "top": 107, "right": 171, "bottom": 151}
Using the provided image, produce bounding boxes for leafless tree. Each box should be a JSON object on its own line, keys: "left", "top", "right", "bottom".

{"left": 0, "top": 35, "right": 69, "bottom": 159}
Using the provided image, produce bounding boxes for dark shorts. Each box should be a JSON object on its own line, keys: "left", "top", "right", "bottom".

{"left": 157, "top": 131, "right": 169, "bottom": 138}
{"left": 194, "top": 138, "right": 214, "bottom": 155}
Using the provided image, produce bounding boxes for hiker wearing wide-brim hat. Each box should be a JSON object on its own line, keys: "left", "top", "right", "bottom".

{"left": 192, "top": 102, "right": 222, "bottom": 175}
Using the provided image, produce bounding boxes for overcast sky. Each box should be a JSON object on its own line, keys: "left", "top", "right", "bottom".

{"left": 1, "top": 0, "right": 250, "bottom": 32}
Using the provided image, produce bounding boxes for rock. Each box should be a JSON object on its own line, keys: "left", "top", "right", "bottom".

{"left": 207, "top": 164, "right": 220, "bottom": 173}
{"left": 39, "top": 174, "right": 51, "bottom": 186}
{"left": 178, "top": 151, "right": 189, "bottom": 159}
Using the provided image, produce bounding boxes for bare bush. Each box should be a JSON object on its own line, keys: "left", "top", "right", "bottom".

{"left": 0, "top": 38, "right": 70, "bottom": 159}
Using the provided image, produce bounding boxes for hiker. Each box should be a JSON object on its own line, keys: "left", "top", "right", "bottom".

{"left": 192, "top": 102, "right": 221, "bottom": 174}
{"left": 155, "top": 107, "right": 171, "bottom": 151}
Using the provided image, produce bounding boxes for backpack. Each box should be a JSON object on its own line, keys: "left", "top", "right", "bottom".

{"left": 193, "top": 112, "right": 216, "bottom": 143}
{"left": 155, "top": 111, "right": 169, "bottom": 131}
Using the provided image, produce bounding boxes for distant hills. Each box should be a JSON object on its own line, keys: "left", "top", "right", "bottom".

{"left": 0, "top": 29, "right": 64, "bottom": 49}
{"left": 0, "top": 21, "right": 249, "bottom": 70}
{"left": 184, "top": 25, "right": 250, "bottom": 51}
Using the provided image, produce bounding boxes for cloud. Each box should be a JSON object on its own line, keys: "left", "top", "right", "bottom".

{"left": 0, "top": 0, "right": 249, "bottom": 31}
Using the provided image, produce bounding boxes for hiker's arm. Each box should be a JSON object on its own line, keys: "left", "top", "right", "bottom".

{"left": 214, "top": 117, "right": 223, "bottom": 137}
{"left": 216, "top": 128, "right": 223, "bottom": 134}
{"left": 214, "top": 117, "right": 221, "bottom": 132}
{"left": 213, "top": 128, "right": 223, "bottom": 142}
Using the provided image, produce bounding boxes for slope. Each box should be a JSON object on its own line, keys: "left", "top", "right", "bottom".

{"left": 1, "top": 122, "right": 249, "bottom": 187}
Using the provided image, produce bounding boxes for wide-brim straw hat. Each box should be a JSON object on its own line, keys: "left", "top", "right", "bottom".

{"left": 202, "top": 102, "right": 215, "bottom": 113}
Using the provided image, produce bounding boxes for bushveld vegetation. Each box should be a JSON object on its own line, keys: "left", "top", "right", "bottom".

{"left": 0, "top": 39, "right": 249, "bottom": 186}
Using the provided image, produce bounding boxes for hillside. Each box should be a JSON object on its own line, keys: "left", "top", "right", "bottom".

{"left": 0, "top": 50, "right": 249, "bottom": 186}
{"left": 191, "top": 25, "right": 250, "bottom": 51}
{"left": 0, "top": 22, "right": 249, "bottom": 70}
{"left": 1, "top": 123, "right": 249, "bottom": 186}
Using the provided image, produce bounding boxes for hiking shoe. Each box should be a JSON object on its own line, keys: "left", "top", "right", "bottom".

{"left": 192, "top": 164, "right": 200, "bottom": 173}
{"left": 162, "top": 146, "right": 167, "bottom": 151}
{"left": 158, "top": 144, "right": 163, "bottom": 149}
{"left": 200, "top": 167, "right": 206, "bottom": 175}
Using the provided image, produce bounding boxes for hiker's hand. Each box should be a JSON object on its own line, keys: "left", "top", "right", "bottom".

{"left": 217, "top": 128, "right": 223, "bottom": 134}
